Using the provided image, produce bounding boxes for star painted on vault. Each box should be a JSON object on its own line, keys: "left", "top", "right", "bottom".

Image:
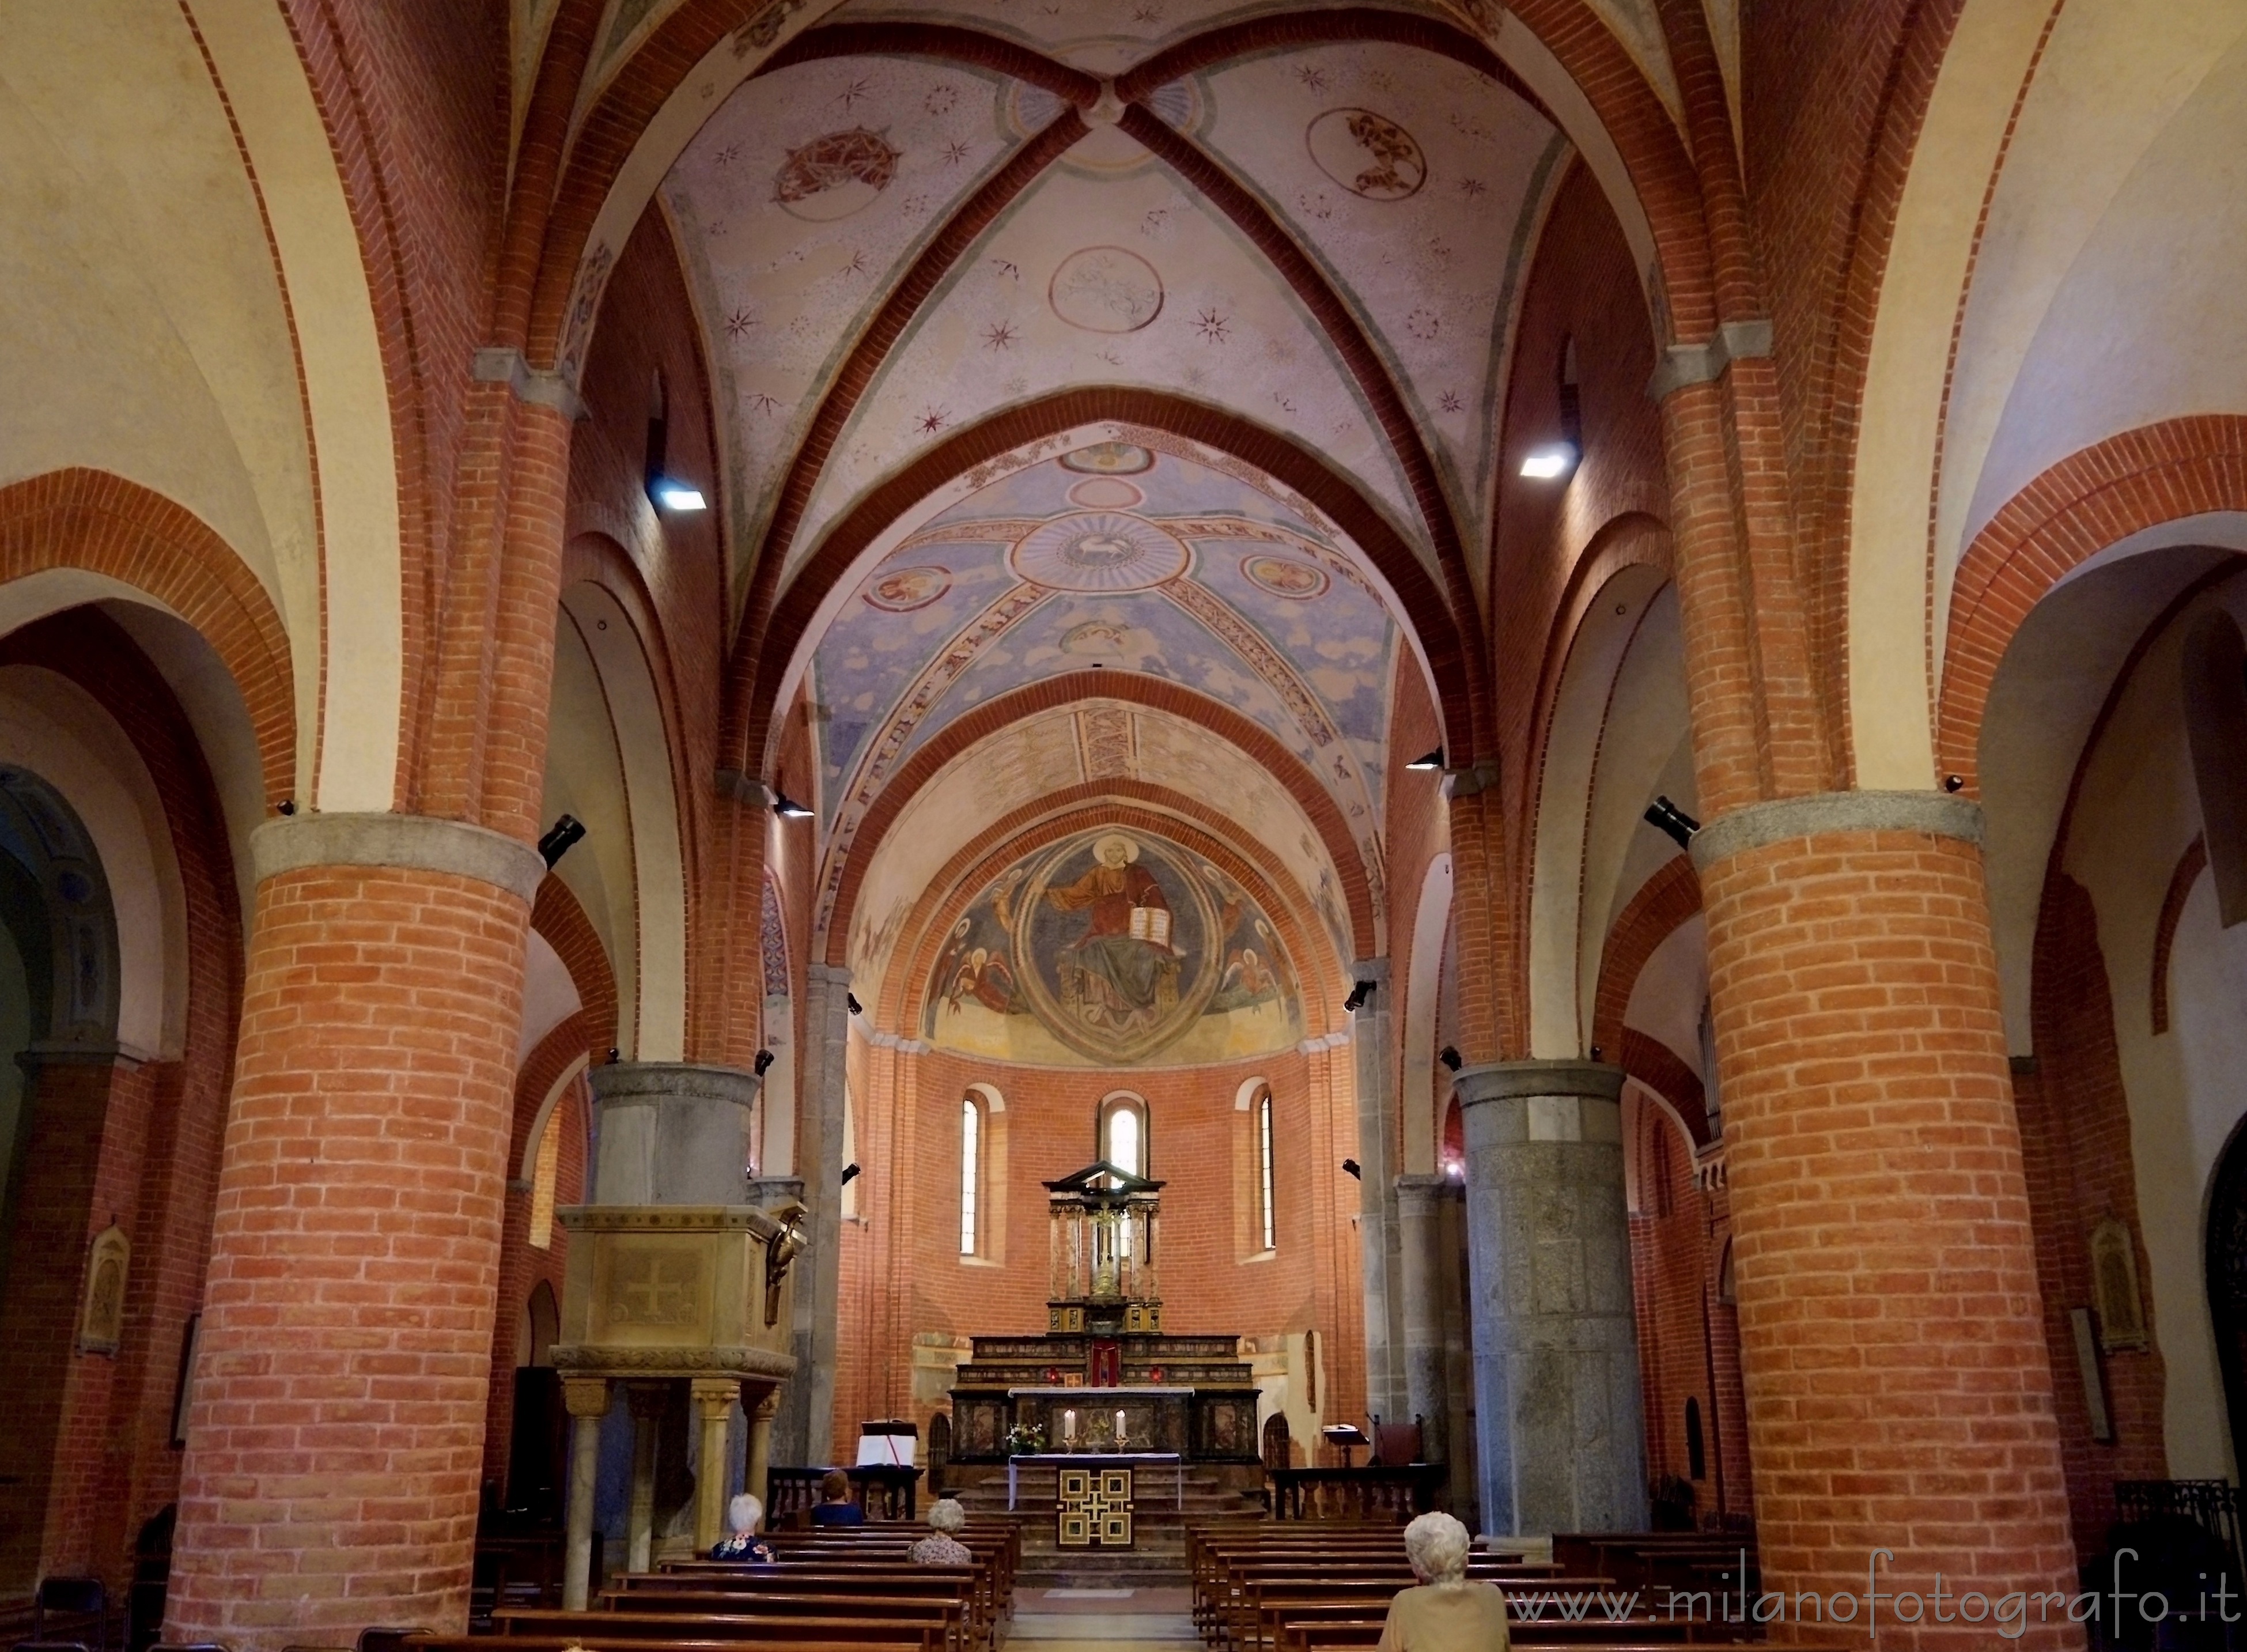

{"left": 1439, "top": 390, "right": 1463, "bottom": 414}
{"left": 1295, "top": 66, "right": 1329, "bottom": 93}
{"left": 992, "top": 258, "right": 1022, "bottom": 282}
{"left": 836, "top": 77, "right": 872, "bottom": 108}
{"left": 725, "top": 307, "right": 756, "bottom": 338}
{"left": 713, "top": 143, "right": 742, "bottom": 167}
{"left": 983, "top": 320, "right": 1019, "bottom": 351}
{"left": 943, "top": 139, "right": 972, "bottom": 166}
{"left": 1458, "top": 177, "right": 1488, "bottom": 199}
{"left": 748, "top": 392, "right": 783, "bottom": 417}
{"left": 843, "top": 250, "right": 870, "bottom": 277}
{"left": 917, "top": 406, "right": 951, "bottom": 434}
{"left": 1193, "top": 308, "right": 1230, "bottom": 344}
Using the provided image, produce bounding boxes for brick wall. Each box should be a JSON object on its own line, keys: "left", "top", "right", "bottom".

{"left": 830, "top": 1044, "right": 1363, "bottom": 1456}
{"left": 2021, "top": 874, "right": 2167, "bottom": 1554}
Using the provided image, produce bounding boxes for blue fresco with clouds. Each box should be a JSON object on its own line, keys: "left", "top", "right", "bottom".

{"left": 809, "top": 451, "right": 1399, "bottom": 831}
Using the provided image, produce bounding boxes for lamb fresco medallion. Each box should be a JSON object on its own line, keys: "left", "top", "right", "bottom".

{"left": 1061, "top": 442, "right": 1154, "bottom": 475}
{"left": 1010, "top": 513, "right": 1189, "bottom": 592}
{"left": 1049, "top": 247, "right": 1165, "bottom": 334}
{"left": 1306, "top": 108, "right": 1426, "bottom": 201}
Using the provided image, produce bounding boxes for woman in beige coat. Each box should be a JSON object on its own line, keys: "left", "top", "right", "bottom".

{"left": 1376, "top": 1512, "right": 1511, "bottom": 1652}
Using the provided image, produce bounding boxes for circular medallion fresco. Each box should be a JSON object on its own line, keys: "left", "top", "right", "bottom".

{"left": 861, "top": 565, "right": 952, "bottom": 611}
{"left": 773, "top": 127, "right": 901, "bottom": 221}
{"left": 1306, "top": 108, "right": 1426, "bottom": 201}
{"left": 1067, "top": 476, "right": 1146, "bottom": 509}
{"left": 1242, "top": 554, "right": 1330, "bottom": 600}
{"left": 1011, "top": 513, "right": 1189, "bottom": 592}
{"left": 1061, "top": 442, "right": 1154, "bottom": 475}
{"left": 1049, "top": 246, "right": 1165, "bottom": 334}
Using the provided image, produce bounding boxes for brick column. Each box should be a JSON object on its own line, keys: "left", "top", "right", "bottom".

{"left": 1453, "top": 1059, "right": 1644, "bottom": 1537}
{"left": 1349, "top": 958, "right": 1404, "bottom": 1423}
{"left": 1393, "top": 1174, "right": 1450, "bottom": 1464}
{"left": 167, "top": 815, "right": 545, "bottom": 1649}
{"left": 1692, "top": 793, "right": 2081, "bottom": 1648}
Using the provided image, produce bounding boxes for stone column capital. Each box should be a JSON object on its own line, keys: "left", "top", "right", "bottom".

{"left": 691, "top": 1377, "right": 743, "bottom": 1417}
{"left": 1348, "top": 957, "right": 1392, "bottom": 987}
{"left": 249, "top": 811, "right": 548, "bottom": 903}
{"left": 1393, "top": 1173, "right": 1455, "bottom": 1210}
{"left": 589, "top": 1061, "right": 761, "bottom": 1110}
{"left": 1454, "top": 1060, "right": 1626, "bottom": 1106}
{"left": 562, "top": 1377, "right": 611, "bottom": 1420}
{"left": 807, "top": 962, "right": 853, "bottom": 989}
{"left": 1689, "top": 788, "right": 1983, "bottom": 873}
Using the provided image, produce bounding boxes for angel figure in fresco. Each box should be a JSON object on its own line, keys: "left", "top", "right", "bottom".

{"left": 948, "top": 947, "right": 1019, "bottom": 1014}
{"left": 1045, "top": 833, "right": 1182, "bottom": 1031}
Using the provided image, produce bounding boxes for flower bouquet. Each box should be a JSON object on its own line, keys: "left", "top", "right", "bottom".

{"left": 1004, "top": 1422, "right": 1047, "bottom": 1457}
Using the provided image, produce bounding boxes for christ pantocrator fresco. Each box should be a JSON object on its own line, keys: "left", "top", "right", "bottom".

{"left": 926, "top": 826, "right": 1302, "bottom": 1067}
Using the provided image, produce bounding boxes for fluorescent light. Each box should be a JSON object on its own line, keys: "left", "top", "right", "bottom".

{"left": 771, "top": 792, "right": 813, "bottom": 819}
{"left": 653, "top": 481, "right": 707, "bottom": 512}
{"left": 1519, "top": 444, "right": 1576, "bottom": 479}
{"left": 1406, "top": 748, "right": 1444, "bottom": 770}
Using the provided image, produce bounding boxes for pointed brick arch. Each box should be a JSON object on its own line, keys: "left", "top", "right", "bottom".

{"left": 820, "top": 670, "right": 1379, "bottom": 966}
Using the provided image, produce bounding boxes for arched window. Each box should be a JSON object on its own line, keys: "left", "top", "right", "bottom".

{"left": 1100, "top": 1093, "right": 1148, "bottom": 1177}
{"left": 1257, "top": 1089, "right": 1276, "bottom": 1253}
{"left": 528, "top": 1099, "right": 564, "bottom": 1251}
{"left": 960, "top": 1094, "right": 982, "bottom": 1256}
{"left": 1685, "top": 1397, "right": 1706, "bottom": 1481}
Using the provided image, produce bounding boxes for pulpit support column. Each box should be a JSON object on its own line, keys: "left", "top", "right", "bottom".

{"left": 627, "top": 1385, "right": 663, "bottom": 1572}
{"left": 562, "top": 1378, "right": 608, "bottom": 1610}
{"left": 694, "top": 1379, "right": 740, "bottom": 1552}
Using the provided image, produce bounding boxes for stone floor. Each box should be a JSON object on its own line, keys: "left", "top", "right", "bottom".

{"left": 1010, "top": 1585, "right": 1198, "bottom": 1648}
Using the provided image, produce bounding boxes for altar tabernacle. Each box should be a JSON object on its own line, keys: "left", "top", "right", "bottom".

{"left": 945, "top": 1161, "right": 1262, "bottom": 1484}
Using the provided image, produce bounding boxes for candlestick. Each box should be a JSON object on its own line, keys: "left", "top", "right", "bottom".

{"left": 1115, "top": 1407, "right": 1126, "bottom": 1447}
{"left": 1064, "top": 1408, "right": 1076, "bottom": 1447}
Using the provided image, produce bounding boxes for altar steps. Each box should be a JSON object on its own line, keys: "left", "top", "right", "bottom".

{"left": 944, "top": 1466, "right": 1264, "bottom": 1590}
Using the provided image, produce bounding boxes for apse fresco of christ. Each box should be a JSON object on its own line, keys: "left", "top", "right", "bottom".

{"left": 924, "top": 826, "right": 1302, "bottom": 1065}
{"left": 1044, "top": 833, "right": 1182, "bottom": 1034}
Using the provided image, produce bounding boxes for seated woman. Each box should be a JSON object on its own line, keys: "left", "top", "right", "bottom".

{"left": 809, "top": 1469, "right": 867, "bottom": 1526}
{"left": 710, "top": 1493, "right": 775, "bottom": 1562}
{"left": 1376, "top": 1511, "right": 1510, "bottom": 1652}
{"left": 907, "top": 1498, "right": 974, "bottom": 1565}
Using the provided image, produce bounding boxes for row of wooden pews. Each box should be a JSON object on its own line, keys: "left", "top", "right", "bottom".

{"left": 409, "top": 1519, "right": 1022, "bottom": 1652}
{"left": 1187, "top": 1522, "right": 1762, "bottom": 1651}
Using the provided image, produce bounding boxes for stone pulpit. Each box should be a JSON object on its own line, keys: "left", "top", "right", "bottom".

{"left": 552, "top": 1062, "right": 801, "bottom": 1604}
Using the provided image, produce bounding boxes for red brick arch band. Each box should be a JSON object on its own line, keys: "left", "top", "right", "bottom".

{"left": 0, "top": 468, "right": 297, "bottom": 807}
{"left": 821, "top": 670, "right": 1379, "bottom": 966}
{"left": 1939, "top": 415, "right": 2247, "bottom": 793}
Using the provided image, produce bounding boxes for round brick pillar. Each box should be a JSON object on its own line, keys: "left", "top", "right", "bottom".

{"left": 167, "top": 815, "right": 545, "bottom": 1649}
{"left": 1692, "top": 793, "right": 2083, "bottom": 1649}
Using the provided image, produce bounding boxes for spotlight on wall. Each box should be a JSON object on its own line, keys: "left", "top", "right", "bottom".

{"left": 754, "top": 1049, "right": 776, "bottom": 1076}
{"left": 538, "top": 813, "right": 587, "bottom": 868}
{"left": 1342, "top": 979, "right": 1376, "bottom": 1012}
{"left": 839, "top": 1162, "right": 862, "bottom": 1186}
{"left": 1519, "top": 442, "right": 1578, "bottom": 479}
{"left": 1643, "top": 795, "right": 1702, "bottom": 850}
{"left": 1439, "top": 1046, "right": 1462, "bottom": 1072}
{"left": 846, "top": 992, "right": 864, "bottom": 1016}
{"left": 1406, "top": 748, "right": 1445, "bottom": 771}
{"left": 1341, "top": 1158, "right": 1362, "bottom": 1181}
{"left": 771, "top": 792, "right": 814, "bottom": 819}
{"left": 652, "top": 481, "right": 707, "bottom": 512}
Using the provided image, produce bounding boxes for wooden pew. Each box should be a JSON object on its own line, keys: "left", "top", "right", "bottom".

{"left": 611, "top": 1567, "right": 991, "bottom": 1651}
{"left": 495, "top": 1601, "right": 961, "bottom": 1652}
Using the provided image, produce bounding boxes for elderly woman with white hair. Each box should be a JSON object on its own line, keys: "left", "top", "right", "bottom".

{"left": 710, "top": 1492, "right": 775, "bottom": 1563}
{"left": 907, "top": 1497, "right": 974, "bottom": 1565}
{"left": 1376, "top": 1511, "right": 1509, "bottom": 1652}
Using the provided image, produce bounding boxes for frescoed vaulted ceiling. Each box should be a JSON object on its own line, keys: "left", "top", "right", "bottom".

{"left": 627, "top": 0, "right": 1687, "bottom": 1023}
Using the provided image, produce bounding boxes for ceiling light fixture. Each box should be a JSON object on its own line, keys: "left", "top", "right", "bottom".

{"left": 1520, "top": 443, "right": 1578, "bottom": 479}
{"left": 1343, "top": 979, "right": 1376, "bottom": 1013}
{"left": 1341, "top": 1158, "right": 1361, "bottom": 1181}
{"left": 652, "top": 481, "right": 707, "bottom": 513}
{"left": 537, "top": 813, "right": 587, "bottom": 868}
{"left": 771, "top": 792, "right": 813, "bottom": 819}
{"left": 1407, "top": 748, "right": 1444, "bottom": 771}
{"left": 1643, "top": 795, "right": 1702, "bottom": 850}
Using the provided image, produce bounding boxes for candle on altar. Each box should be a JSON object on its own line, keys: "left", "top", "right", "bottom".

{"left": 1115, "top": 1408, "right": 1127, "bottom": 1445}
{"left": 1063, "top": 1408, "right": 1076, "bottom": 1445}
